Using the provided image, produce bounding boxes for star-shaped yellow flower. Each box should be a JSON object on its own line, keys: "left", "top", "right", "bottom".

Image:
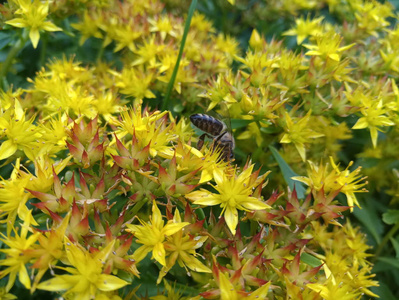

{"left": 186, "top": 165, "right": 270, "bottom": 235}
{"left": 126, "top": 201, "right": 189, "bottom": 266}
{"left": 6, "top": 0, "right": 62, "bottom": 48}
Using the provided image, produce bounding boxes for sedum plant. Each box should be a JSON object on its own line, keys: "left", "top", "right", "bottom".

{"left": 0, "top": 0, "right": 398, "bottom": 299}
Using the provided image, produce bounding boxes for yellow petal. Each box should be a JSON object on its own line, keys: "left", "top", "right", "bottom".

{"left": 224, "top": 206, "right": 238, "bottom": 235}
{"left": 41, "top": 21, "right": 62, "bottom": 32}
{"left": 5, "top": 18, "right": 27, "bottom": 28}
{"left": 132, "top": 245, "right": 151, "bottom": 263}
{"left": 152, "top": 242, "right": 166, "bottom": 266}
{"left": 0, "top": 140, "right": 18, "bottom": 160}
{"left": 241, "top": 197, "right": 271, "bottom": 211}
{"left": 369, "top": 127, "right": 378, "bottom": 148}
{"left": 163, "top": 222, "right": 189, "bottom": 236}
{"left": 328, "top": 53, "right": 340, "bottom": 61}
{"left": 18, "top": 264, "right": 31, "bottom": 289}
{"left": 36, "top": 275, "right": 76, "bottom": 291}
{"left": 352, "top": 117, "right": 368, "bottom": 129}
{"left": 29, "top": 28, "right": 40, "bottom": 48}
{"left": 96, "top": 274, "right": 128, "bottom": 291}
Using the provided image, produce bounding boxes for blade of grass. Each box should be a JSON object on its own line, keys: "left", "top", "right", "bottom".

{"left": 269, "top": 146, "right": 306, "bottom": 199}
{"left": 161, "top": 0, "right": 198, "bottom": 111}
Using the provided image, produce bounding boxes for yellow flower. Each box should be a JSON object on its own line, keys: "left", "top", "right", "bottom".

{"left": 5, "top": 0, "right": 62, "bottom": 48}
{"left": 126, "top": 201, "right": 189, "bottom": 266}
{"left": 71, "top": 11, "right": 103, "bottom": 45}
{"left": 157, "top": 209, "right": 210, "bottom": 283}
{"left": 186, "top": 165, "right": 270, "bottom": 235}
{"left": 280, "top": 111, "right": 324, "bottom": 161}
{"left": 283, "top": 15, "right": 325, "bottom": 44}
{"left": 352, "top": 98, "right": 395, "bottom": 148}
{"left": 36, "top": 237, "right": 128, "bottom": 300}
{"left": 304, "top": 32, "right": 354, "bottom": 61}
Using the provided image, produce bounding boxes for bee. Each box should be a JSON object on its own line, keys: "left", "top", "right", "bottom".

{"left": 190, "top": 113, "right": 235, "bottom": 162}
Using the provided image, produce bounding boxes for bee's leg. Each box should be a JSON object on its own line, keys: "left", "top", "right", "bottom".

{"left": 197, "top": 133, "right": 211, "bottom": 150}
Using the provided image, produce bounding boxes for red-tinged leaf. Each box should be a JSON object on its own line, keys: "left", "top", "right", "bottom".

{"left": 169, "top": 155, "right": 177, "bottom": 180}
{"left": 230, "top": 267, "right": 243, "bottom": 285}
{"left": 212, "top": 257, "right": 220, "bottom": 279}
{"left": 53, "top": 166, "right": 62, "bottom": 198}
{"left": 187, "top": 219, "right": 205, "bottom": 234}
{"left": 31, "top": 201, "right": 51, "bottom": 212}
{"left": 93, "top": 210, "right": 104, "bottom": 233}
{"left": 70, "top": 201, "right": 82, "bottom": 227}
{"left": 281, "top": 261, "right": 290, "bottom": 276}
{"left": 184, "top": 202, "right": 194, "bottom": 222}
{"left": 92, "top": 177, "right": 105, "bottom": 199}
{"left": 96, "top": 198, "right": 108, "bottom": 212}
{"left": 91, "top": 144, "right": 104, "bottom": 162}
{"left": 291, "top": 251, "right": 301, "bottom": 276}
{"left": 167, "top": 184, "right": 176, "bottom": 195}
{"left": 176, "top": 183, "right": 197, "bottom": 195}
{"left": 229, "top": 246, "right": 241, "bottom": 269}
{"left": 200, "top": 289, "right": 220, "bottom": 299}
{"left": 25, "top": 189, "right": 57, "bottom": 202}
{"left": 70, "top": 129, "right": 81, "bottom": 146}
{"left": 105, "top": 225, "right": 113, "bottom": 243}
{"left": 140, "top": 142, "right": 151, "bottom": 158}
{"left": 82, "top": 149, "right": 90, "bottom": 168}
{"left": 64, "top": 173, "right": 76, "bottom": 200}
{"left": 245, "top": 275, "right": 268, "bottom": 287}
{"left": 111, "top": 213, "right": 125, "bottom": 235}
{"left": 114, "top": 134, "right": 130, "bottom": 156}
{"left": 59, "top": 196, "right": 70, "bottom": 212}
{"left": 158, "top": 163, "right": 170, "bottom": 183}
{"left": 117, "top": 235, "right": 133, "bottom": 255}
{"left": 265, "top": 190, "right": 283, "bottom": 205}
{"left": 76, "top": 215, "right": 89, "bottom": 235}
{"left": 129, "top": 193, "right": 138, "bottom": 202}
{"left": 112, "top": 155, "right": 128, "bottom": 169}
{"left": 79, "top": 171, "right": 90, "bottom": 198}
{"left": 92, "top": 130, "right": 100, "bottom": 146}
{"left": 47, "top": 209, "right": 63, "bottom": 224}
{"left": 243, "top": 252, "right": 263, "bottom": 274}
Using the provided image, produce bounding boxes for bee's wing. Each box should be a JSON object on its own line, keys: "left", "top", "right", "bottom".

{"left": 213, "top": 102, "right": 232, "bottom": 133}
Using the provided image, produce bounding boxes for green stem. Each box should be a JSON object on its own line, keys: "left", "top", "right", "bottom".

{"left": 373, "top": 221, "right": 399, "bottom": 262}
{"left": 195, "top": 207, "right": 208, "bottom": 229}
{"left": 0, "top": 30, "right": 29, "bottom": 89}
{"left": 161, "top": 0, "right": 197, "bottom": 111}
{"left": 96, "top": 39, "right": 106, "bottom": 63}
{"left": 130, "top": 198, "right": 147, "bottom": 217}
{"left": 39, "top": 33, "right": 48, "bottom": 67}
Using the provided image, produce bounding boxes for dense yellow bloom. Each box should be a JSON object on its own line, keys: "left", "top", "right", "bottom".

{"left": 0, "top": 99, "right": 42, "bottom": 160}
{"left": 5, "top": 0, "right": 62, "bottom": 48}
{"left": 186, "top": 165, "right": 270, "bottom": 235}
{"left": 0, "top": 211, "right": 39, "bottom": 291}
{"left": 126, "top": 201, "right": 189, "bottom": 266}
{"left": 0, "top": 159, "right": 34, "bottom": 232}
{"left": 293, "top": 157, "right": 368, "bottom": 211}
{"left": 37, "top": 237, "right": 128, "bottom": 300}
{"left": 113, "top": 103, "right": 177, "bottom": 158}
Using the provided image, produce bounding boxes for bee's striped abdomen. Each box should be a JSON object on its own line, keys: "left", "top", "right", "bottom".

{"left": 190, "top": 114, "right": 224, "bottom": 136}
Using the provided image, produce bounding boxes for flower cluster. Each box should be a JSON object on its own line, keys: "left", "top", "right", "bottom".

{"left": 1, "top": 0, "right": 396, "bottom": 298}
